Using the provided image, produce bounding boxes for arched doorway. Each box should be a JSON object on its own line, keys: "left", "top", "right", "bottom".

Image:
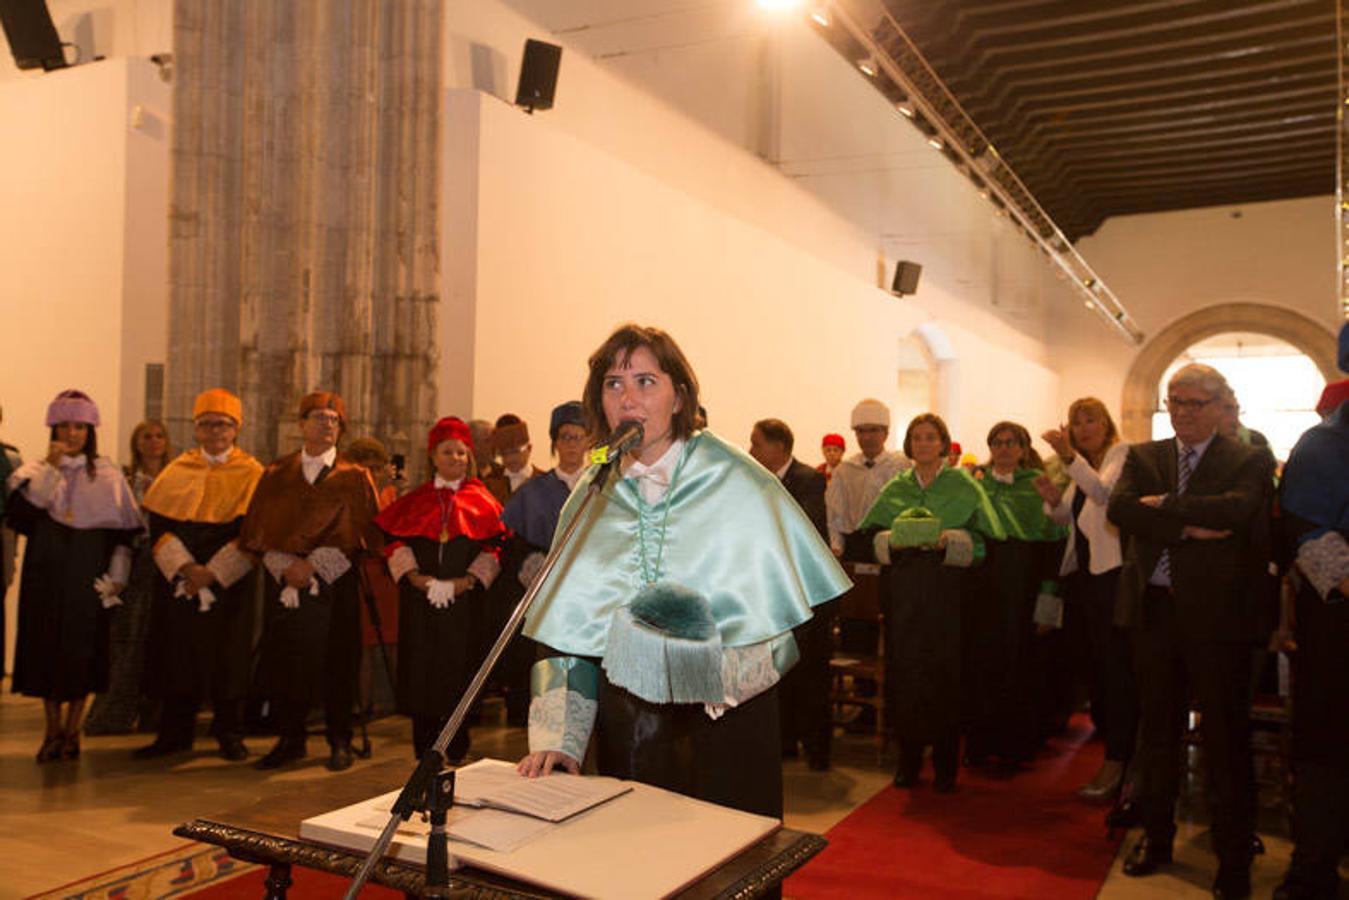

{"left": 1120, "top": 303, "right": 1339, "bottom": 443}
{"left": 1150, "top": 333, "right": 1323, "bottom": 460}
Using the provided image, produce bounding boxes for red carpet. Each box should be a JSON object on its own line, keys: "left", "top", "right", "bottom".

{"left": 785, "top": 716, "right": 1121, "bottom": 899}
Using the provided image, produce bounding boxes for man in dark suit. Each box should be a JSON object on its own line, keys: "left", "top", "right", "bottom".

{"left": 750, "top": 418, "right": 834, "bottom": 770}
{"left": 1108, "top": 364, "right": 1273, "bottom": 899}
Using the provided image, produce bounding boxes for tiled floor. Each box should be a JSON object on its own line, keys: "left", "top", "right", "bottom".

{"left": 0, "top": 684, "right": 1333, "bottom": 898}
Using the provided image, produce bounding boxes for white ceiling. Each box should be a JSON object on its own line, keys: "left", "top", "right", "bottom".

{"left": 501, "top": 0, "right": 1064, "bottom": 331}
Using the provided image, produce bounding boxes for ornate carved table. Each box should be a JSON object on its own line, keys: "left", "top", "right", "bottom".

{"left": 174, "top": 759, "right": 826, "bottom": 898}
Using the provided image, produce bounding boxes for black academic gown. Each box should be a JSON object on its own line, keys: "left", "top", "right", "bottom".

{"left": 395, "top": 534, "right": 488, "bottom": 759}
{"left": 142, "top": 513, "right": 255, "bottom": 739}
{"left": 7, "top": 492, "right": 139, "bottom": 700}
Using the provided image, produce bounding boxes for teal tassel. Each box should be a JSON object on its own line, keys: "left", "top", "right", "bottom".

{"left": 602, "top": 582, "right": 724, "bottom": 705}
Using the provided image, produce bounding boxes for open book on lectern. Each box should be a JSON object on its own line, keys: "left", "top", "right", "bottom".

{"left": 374, "top": 758, "right": 632, "bottom": 823}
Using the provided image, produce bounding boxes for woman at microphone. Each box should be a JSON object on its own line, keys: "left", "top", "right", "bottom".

{"left": 516, "top": 324, "right": 850, "bottom": 818}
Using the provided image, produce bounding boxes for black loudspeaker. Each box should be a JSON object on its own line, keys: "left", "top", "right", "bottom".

{"left": 0, "top": 0, "right": 67, "bottom": 71}
{"left": 515, "top": 39, "right": 562, "bottom": 112}
{"left": 892, "top": 260, "right": 922, "bottom": 295}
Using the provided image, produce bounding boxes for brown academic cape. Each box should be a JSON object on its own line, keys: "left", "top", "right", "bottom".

{"left": 239, "top": 452, "right": 382, "bottom": 557}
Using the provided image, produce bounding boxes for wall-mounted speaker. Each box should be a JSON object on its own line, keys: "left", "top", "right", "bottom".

{"left": 515, "top": 39, "right": 562, "bottom": 112}
{"left": 892, "top": 260, "right": 922, "bottom": 296}
{"left": 0, "top": 0, "right": 67, "bottom": 72}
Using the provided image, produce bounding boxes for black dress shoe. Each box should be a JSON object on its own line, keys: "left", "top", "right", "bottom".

{"left": 1212, "top": 874, "right": 1251, "bottom": 899}
{"left": 217, "top": 737, "right": 249, "bottom": 761}
{"left": 1105, "top": 799, "right": 1140, "bottom": 830}
{"left": 893, "top": 769, "right": 919, "bottom": 788}
{"left": 254, "top": 737, "right": 306, "bottom": 770}
{"left": 1122, "top": 837, "right": 1173, "bottom": 877}
{"left": 327, "top": 744, "right": 354, "bottom": 772}
{"left": 132, "top": 738, "right": 193, "bottom": 760}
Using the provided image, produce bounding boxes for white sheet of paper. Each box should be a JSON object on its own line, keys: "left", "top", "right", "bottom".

{"left": 355, "top": 807, "right": 552, "bottom": 854}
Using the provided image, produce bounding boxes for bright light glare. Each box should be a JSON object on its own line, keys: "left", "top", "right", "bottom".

{"left": 1152, "top": 345, "right": 1325, "bottom": 461}
{"left": 757, "top": 0, "right": 805, "bottom": 10}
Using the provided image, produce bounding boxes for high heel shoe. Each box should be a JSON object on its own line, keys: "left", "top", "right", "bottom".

{"left": 36, "top": 736, "right": 63, "bottom": 763}
{"left": 61, "top": 732, "right": 81, "bottom": 760}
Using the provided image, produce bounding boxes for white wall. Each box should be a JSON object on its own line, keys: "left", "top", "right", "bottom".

{"left": 447, "top": 92, "right": 1060, "bottom": 460}
{"left": 1046, "top": 196, "right": 1340, "bottom": 419}
{"left": 0, "top": 58, "right": 168, "bottom": 672}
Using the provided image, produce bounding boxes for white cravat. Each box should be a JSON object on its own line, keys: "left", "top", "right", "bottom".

{"left": 556, "top": 466, "right": 584, "bottom": 492}
{"left": 301, "top": 446, "right": 337, "bottom": 484}
{"left": 434, "top": 474, "right": 463, "bottom": 491}
{"left": 623, "top": 440, "right": 684, "bottom": 505}
{"left": 203, "top": 448, "right": 232, "bottom": 466}
{"left": 506, "top": 466, "right": 532, "bottom": 492}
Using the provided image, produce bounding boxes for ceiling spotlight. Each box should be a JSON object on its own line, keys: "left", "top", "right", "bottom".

{"left": 809, "top": 4, "right": 831, "bottom": 26}
{"left": 757, "top": 0, "right": 805, "bottom": 10}
{"left": 927, "top": 137, "right": 943, "bottom": 150}
{"left": 897, "top": 103, "right": 914, "bottom": 118}
{"left": 1083, "top": 299, "right": 1095, "bottom": 309}
{"left": 857, "top": 55, "right": 877, "bottom": 77}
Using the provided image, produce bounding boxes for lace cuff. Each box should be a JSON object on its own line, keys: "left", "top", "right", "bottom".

{"left": 206, "top": 541, "right": 255, "bottom": 588}
{"left": 704, "top": 635, "right": 795, "bottom": 719}
{"left": 1296, "top": 531, "right": 1349, "bottom": 601}
{"left": 872, "top": 530, "right": 892, "bottom": 565}
{"left": 518, "top": 551, "right": 546, "bottom": 589}
{"left": 153, "top": 533, "right": 196, "bottom": 582}
{"left": 467, "top": 551, "right": 500, "bottom": 589}
{"left": 941, "top": 529, "right": 975, "bottom": 568}
{"left": 263, "top": 551, "right": 301, "bottom": 584}
{"left": 307, "top": 546, "right": 351, "bottom": 584}
{"left": 108, "top": 545, "right": 132, "bottom": 584}
{"left": 1033, "top": 592, "right": 1063, "bottom": 629}
{"left": 387, "top": 545, "right": 418, "bottom": 584}
{"left": 528, "top": 657, "right": 600, "bottom": 761}
{"left": 15, "top": 462, "right": 60, "bottom": 508}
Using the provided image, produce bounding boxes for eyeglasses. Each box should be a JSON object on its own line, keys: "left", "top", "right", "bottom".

{"left": 195, "top": 418, "right": 237, "bottom": 430}
{"left": 1165, "top": 397, "right": 1212, "bottom": 413}
{"left": 989, "top": 438, "right": 1022, "bottom": 449}
{"left": 306, "top": 412, "right": 342, "bottom": 425}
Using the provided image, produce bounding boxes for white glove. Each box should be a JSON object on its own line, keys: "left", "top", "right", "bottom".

{"left": 175, "top": 579, "right": 218, "bottom": 613}
{"left": 93, "top": 573, "right": 124, "bottom": 609}
{"left": 278, "top": 580, "right": 317, "bottom": 609}
{"left": 426, "top": 579, "right": 456, "bottom": 609}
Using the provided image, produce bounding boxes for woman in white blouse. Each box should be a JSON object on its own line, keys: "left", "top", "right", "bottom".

{"left": 1034, "top": 397, "right": 1135, "bottom": 804}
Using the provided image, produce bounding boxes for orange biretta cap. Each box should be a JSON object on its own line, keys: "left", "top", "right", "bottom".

{"left": 193, "top": 388, "right": 243, "bottom": 426}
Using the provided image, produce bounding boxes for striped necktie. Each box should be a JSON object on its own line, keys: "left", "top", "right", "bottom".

{"left": 1157, "top": 444, "right": 1195, "bottom": 582}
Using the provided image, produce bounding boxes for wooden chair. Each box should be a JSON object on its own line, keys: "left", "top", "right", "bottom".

{"left": 829, "top": 561, "right": 887, "bottom": 756}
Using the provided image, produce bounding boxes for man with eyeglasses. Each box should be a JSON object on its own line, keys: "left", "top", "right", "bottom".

{"left": 135, "top": 389, "right": 263, "bottom": 761}
{"left": 239, "top": 391, "right": 382, "bottom": 771}
{"left": 1108, "top": 364, "right": 1274, "bottom": 899}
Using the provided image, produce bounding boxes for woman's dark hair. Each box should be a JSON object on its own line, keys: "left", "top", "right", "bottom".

{"left": 984, "top": 420, "right": 1045, "bottom": 471}
{"left": 902, "top": 413, "right": 951, "bottom": 459}
{"left": 582, "top": 324, "right": 701, "bottom": 442}
{"left": 128, "top": 419, "right": 171, "bottom": 477}
{"left": 50, "top": 424, "right": 98, "bottom": 479}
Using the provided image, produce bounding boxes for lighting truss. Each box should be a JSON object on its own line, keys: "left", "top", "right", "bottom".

{"left": 813, "top": 0, "right": 1146, "bottom": 344}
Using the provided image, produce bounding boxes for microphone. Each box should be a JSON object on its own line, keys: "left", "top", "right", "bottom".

{"left": 589, "top": 420, "right": 645, "bottom": 466}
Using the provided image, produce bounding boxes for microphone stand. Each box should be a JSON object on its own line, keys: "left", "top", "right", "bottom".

{"left": 342, "top": 452, "right": 626, "bottom": 899}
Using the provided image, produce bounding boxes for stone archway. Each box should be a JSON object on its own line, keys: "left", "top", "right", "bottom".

{"left": 1120, "top": 303, "right": 1339, "bottom": 442}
